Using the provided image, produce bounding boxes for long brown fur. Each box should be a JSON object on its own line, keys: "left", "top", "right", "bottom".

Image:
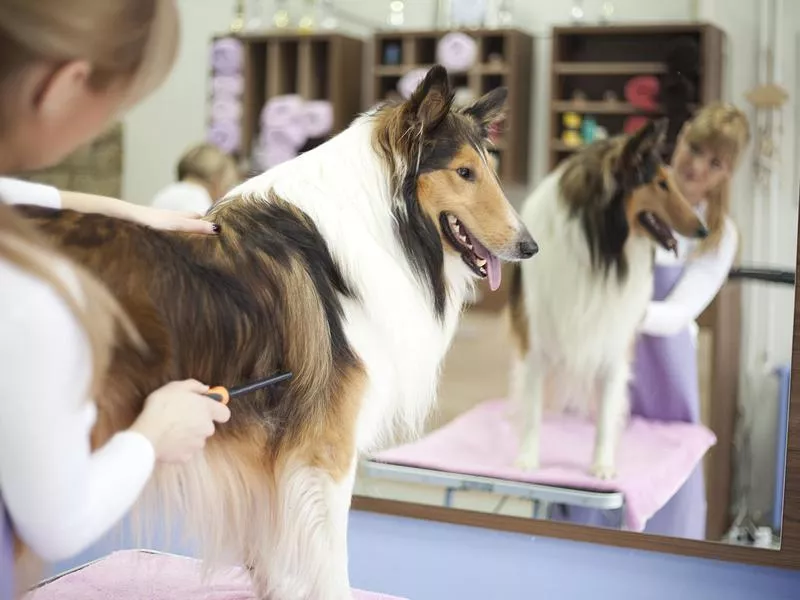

{"left": 15, "top": 190, "right": 367, "bottom": 595}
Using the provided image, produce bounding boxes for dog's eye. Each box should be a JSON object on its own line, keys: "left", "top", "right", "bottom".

{"left": 456, "top": 167, "right": 474, "bottom": 181}
{"left": 657, "top": 179, "right": 669, "bottom": 191}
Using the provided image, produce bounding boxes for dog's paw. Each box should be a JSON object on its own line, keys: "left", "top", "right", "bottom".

{"left": 589, "top": 462, "right": 617, "bottom": 480}
{"left": 515, "top": 451, "right": 540, "bottom": 472}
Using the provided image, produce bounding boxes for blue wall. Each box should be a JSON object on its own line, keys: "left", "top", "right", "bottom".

{"left": 49, "top": 510, "right": 800, "bottom": 600}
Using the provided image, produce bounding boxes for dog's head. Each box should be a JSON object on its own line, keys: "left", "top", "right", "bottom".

{"left": 560, "top": 118, "right": 707, "bottom": 276}
{"left": 373, "top": 65, "right": 537, "bottom": 303}
{"left": 616, "top": 118, "right": 708, "bottom": 253}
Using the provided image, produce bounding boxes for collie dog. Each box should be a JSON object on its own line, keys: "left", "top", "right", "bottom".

{"left": 15, "top": 65, "right": 536, "bottom": 599}
{"left": 507, "top": 118, "right": 706, "bottom": 480}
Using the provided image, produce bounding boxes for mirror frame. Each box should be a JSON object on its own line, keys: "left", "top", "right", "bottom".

{"left": 352, "top": 211, "right": 800, "bottom": 570}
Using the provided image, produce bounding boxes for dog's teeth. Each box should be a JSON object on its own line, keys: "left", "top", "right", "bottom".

{"left": 459, "top": 234, "right": 468, "bottom": 242}
{"left": 448, "top": 215, "right": 458, "bottom": 225}
{"left": 476, "top": 258, "right": 487, "bottom": 267}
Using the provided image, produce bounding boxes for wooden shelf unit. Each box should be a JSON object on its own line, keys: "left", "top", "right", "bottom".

{"left": 208, "top": 31, "right": 363, "bottom": 173}
{"left": 548, "top": 23, "right": 725, "bottom": 171}
{"left": 371, "top": 28, "right": 534, "bottom": 186}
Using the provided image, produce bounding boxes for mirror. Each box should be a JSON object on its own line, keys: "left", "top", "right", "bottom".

{"left": 15, "top": 0, "right": 795, "bottom": 568}
{"left": 354, "top": 6, "right": 798, "bottom": 552}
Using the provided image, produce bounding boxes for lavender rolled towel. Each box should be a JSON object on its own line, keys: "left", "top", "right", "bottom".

{"left": 253, "top": 136, "right": 297, "bottom": 170}
{"left": 207, "top": 120, "right": 241, "bottom": 154}
{"left": 436, "top": 32, "right": 477, "bottom": 73}
{"left": 261, "top": 125, "right": 308, "bottom": 153}
{"left": 302, "top": 100, "right": 334, "bottom": 138}
{"left": 212, "top": 75, "right": 244, "bottom": 100}
{"left": 397, "top": 68, "right": 430, "bottom": 99}
{"left": 211, "top": 37, "right": 245, "bottom": 76}
{"left": 210, "top": 98, "right": 242, "bottom": 122}
{"left": 261, "top": 94, "right": 305, "bottom": 128}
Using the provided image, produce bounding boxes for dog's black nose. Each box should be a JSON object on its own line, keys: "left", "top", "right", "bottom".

{"left": 518, "top": 234, "right": 539, "bottom": 258}
{"left": 696, "top": 225, "right": 709, "bottom": 239}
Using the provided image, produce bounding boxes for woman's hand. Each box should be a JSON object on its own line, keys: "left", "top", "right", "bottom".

{"left": 129, "top": 379, "right": 231, "bottom": 464}
{"left": 59, "top": 191, "right": 219, "bottom": 235}
{"left": 125, "top": 204, "right": 219, "bottom": 235}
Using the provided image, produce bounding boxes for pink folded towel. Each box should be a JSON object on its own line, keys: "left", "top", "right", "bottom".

{"left": 436, "top": 32, "right": 477, "bottom": 73}
{"left": 374, "top": 398, "right": 716, "bottom": 531}
{"left": 29, "top": 550, "right": 407, "bottom": 600}
{"left": 397, "top": 68, "right": 430, "bottom": 99}
{"left": 210, "top": 98, "right": 243, "bottom": 122}
{"left": 212, "top": 75, "right": 244, "bottom": 100}
{"left": 206, "top": 120, "right": 241, "bottom": 154}
{"left": 210, "top": 37, "right": 244, "bottom": 76}
{"left": 302, "top": 100, "right": 334, "bottom": 138}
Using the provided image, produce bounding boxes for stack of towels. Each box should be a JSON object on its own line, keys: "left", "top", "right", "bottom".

{"left": 207, "top": 37, "right": 244, "bottom": 155}
{"left": 253, "top": 95, "right": 334, "bottom": 170}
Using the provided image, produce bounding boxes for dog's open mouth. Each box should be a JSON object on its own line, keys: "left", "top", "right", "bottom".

{"left": 439, "top": 212, "right": 502, "bottom": 291}
{"left": 638, "top": 211, "right": 677, "bottom": 255}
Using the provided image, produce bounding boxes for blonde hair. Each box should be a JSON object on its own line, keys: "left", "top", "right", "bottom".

{"left": 177, "top": 142, "right": 238, "bottom": 188}
{"left": 680, "top": 101, "right": 751, "bottom": 254}
{"left": 0, "top": 0, "right": 178, "bottom": 391}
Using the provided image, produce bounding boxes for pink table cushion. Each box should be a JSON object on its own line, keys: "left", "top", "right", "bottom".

{"left": 28, "top": 550, "right": 407, "bottom": 600}
{"left": 374, "top": 398, "right": 716, "bottom": 531}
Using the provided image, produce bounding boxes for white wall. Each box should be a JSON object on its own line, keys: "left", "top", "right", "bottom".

{"left": 122, "top": 0, "right": 235, "bottom": 205}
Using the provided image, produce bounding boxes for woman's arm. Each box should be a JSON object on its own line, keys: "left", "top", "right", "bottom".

{"left": 639, "top": 220, "right": 738, "bottom": 336}
{"left": 59, "top": 190, "right": 219, "bottom": 234}
{"left": 0, "top": 177, "right": 61, "bottom": 208}
{"left": 0, "top": 177, "right": 218, "bottom": 234}
{"left": 0, "top": 265, "right": 155, "bottom": 562}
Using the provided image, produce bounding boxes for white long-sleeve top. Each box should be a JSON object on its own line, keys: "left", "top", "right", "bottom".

{"left": 639, "top": 202, "right": 738, "bottom": 337}
{"left": 0, "top": 177, "right": 155, "bottom": 562}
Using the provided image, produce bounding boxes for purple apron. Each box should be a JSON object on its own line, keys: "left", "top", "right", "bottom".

{"left": 1, "top": 497, "right": 14, "bottom": 600}
{"left": 551, "top": 263, "right": 707, "bottom": 540}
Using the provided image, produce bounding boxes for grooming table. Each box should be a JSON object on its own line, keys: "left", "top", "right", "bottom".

{"left": 27, "top": 550, "right": 406, "bottom": 600}
{"left": 364, "top": 399, "right": 716, "bottom": 531}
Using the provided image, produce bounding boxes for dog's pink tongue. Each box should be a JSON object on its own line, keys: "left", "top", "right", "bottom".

{"left": 472, "top": 238, "right": 502, "bottom": 291}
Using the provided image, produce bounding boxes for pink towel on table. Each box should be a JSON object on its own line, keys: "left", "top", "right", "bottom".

{"left": 436, "top": 32, "right": 477, "bottom": 73}
{"left": 212, "top": 75, "right": 244, "bottom": 100}
{"left": 28, "top": 550, "right": 406, "bottom": 600}
{"left": 374, "top": 398, "right": 716, "bottom": 531}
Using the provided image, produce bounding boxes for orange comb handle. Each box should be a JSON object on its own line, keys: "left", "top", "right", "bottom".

{"left": 206, "top": 386, "right": 230, "bottom": 405}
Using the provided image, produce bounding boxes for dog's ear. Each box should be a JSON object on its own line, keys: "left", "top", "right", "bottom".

{"left": 462, "top": 87, "right": 508, "bottom": 134}
{"left": 404, "top": 65, "right": 454, "bottom": 131}
{"left": 619, "top": 117, "right": 668, "bottom": 171}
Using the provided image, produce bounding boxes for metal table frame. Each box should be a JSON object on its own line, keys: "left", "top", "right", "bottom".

{"left": 360, "top": 459, "right": 626, "bottom": 526}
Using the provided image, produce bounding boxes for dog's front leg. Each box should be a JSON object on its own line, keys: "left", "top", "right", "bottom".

{"left": 513, "top": 357, "right": 546, "bottom": 471}
{"left": 591, "top": 362, "right": 630, "bottom": 480}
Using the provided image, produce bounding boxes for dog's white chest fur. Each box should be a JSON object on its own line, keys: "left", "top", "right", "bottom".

{"left": 517, "top": 169, "right": 654, "bottom": 409}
